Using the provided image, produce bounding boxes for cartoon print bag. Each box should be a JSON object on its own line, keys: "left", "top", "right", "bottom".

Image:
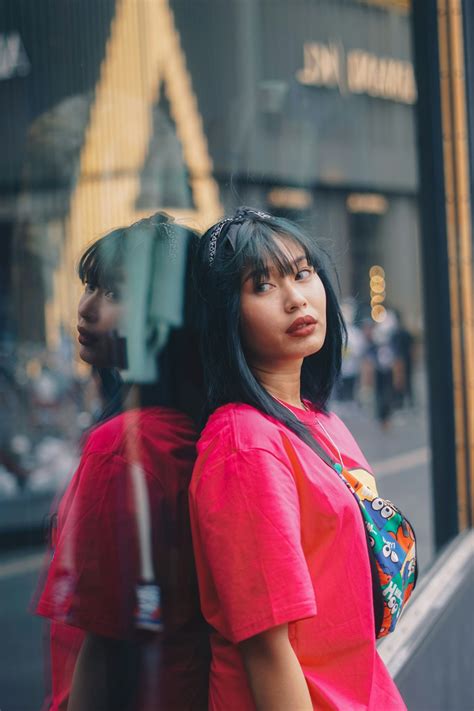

{"left": 332, "top": 462, "right": 417, "bottom": 637}
{"left": 305, "top": 436, "right": 418, "bottom": 638}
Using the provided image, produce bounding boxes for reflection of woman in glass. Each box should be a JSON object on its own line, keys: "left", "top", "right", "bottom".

{"left": 190, "top": 207, "right": 406, "bottom": 710}
{"left": 36, "top": 215, "right": 208, "bottom": 711}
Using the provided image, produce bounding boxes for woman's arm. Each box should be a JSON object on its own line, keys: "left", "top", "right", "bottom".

{"left": 68, "top": 633, "right": 140, "bottom": 711}
{"left": 239, "top": 623, "right": 312, "bottom": 710}
{"left": 68, "top": 634, "right": 107, "bottom": 711}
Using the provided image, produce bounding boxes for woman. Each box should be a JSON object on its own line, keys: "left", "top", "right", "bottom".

{"left": 189, "top": 207, "right": 406, "bottom": 709}
{"left": 36, "top": 214, "right": 209, "bottom": 710}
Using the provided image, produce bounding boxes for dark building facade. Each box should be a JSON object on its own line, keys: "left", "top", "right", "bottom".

{"left": 171, "top": 0, "right": 422, "bottom": 326}
{"left": 1, "top": 0, "right": 424, "bottom": 339}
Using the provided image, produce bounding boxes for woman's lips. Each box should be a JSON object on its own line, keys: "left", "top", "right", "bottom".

{"left": 77, "top": 328, "right": 98, "bottom": 347}
{"left": 78, "top": 335, "right": 94, "bottom": 346}
{"left": 287, "top": 323, "right": 316, "bottom": 337}
{"left": 286, "top": 316, "right": 318, "bottom": 336}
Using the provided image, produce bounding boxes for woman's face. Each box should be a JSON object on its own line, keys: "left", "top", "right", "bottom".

{"left": 239, "top": 238, "right": 327, "bottom": 370}
{"left": 77, "top": 282, "right": 125, "bottom": 367}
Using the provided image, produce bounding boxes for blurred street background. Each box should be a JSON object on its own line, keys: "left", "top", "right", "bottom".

{"left": 0, "top": 0, "right": 473, "bottom": 709}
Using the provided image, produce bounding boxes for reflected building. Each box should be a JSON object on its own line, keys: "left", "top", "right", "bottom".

{"left": 1, "top": 0, "right": 422, "bottom": 349}
{"left": 172, "top": 0, "right": 421, "bottom": 327}
{"left": 1, "top": 0, "right": 222, "bottom": 351}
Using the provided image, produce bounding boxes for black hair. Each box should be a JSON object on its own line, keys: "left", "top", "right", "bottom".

{"left": 77, "top": 213, "right": 203, "bottom": 424}
{"left": 78, "top": 227, "right": 127, "bottom": 294}
{"left": 193, "top": 205, "right": 346, "bottom": 449}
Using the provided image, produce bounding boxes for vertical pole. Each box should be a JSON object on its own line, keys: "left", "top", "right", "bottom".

{"left": 461, "top": 0, "right": 474, "bottom": 524}
{"left": 411, "top": 0, "right": 459, "bottom": 548}
{"left": 412, "top": 0, "right": 474, "bottom": 546}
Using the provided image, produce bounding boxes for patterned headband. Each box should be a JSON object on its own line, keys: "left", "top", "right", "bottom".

{"left": 208, "top": 218, "right": 233, "bottom": 266}
{"left": 208, "top": 210, "right": 272, "bottom": 266}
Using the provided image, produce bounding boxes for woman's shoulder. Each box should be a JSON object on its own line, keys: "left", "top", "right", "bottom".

{"left": 82, "top": 413, "right": 128, "bottom": 456}
{"left": 84, "top": 406, "right": 196, "bottom": 458}
{"left": 198, "top": 402, "right": 285, "bottom": 455}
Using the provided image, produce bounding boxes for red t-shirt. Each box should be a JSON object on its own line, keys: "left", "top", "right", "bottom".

{"left": 189, "top": 402, "right": 406, "bottom": 710}
{"left": 36, "top": 407, "right": 208, "bottom": 711}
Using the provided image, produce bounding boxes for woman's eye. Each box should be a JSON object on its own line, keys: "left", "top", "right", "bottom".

{"left": 84, "top": 282, "right": 96, "bottom": 294}
{"left": 255, "top": 282, "right": 272, "bottom": 293}
{"left": 295, "top": 267, "right": 314, "bottom": 280}
{"left": 105, "top": 289, "right": 119, "bottom": 300}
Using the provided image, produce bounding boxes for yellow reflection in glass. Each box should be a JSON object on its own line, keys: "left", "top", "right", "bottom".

{"left": 371, "top": 294, "right": 385, "bottom": 305}
{"left": 371, "top": 305, "right": 387, "bottom": 322}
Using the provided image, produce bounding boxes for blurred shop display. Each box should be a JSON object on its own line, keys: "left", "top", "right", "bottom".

{"left": 335, "top": 300, "right": 419, "bottom": 429}
{"left": 0, "top": 343, "right": 88, "bottom": 531}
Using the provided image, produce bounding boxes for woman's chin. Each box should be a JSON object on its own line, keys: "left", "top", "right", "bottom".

{"left": 308, "top": 340, "right": 326, "bottom": 358}
{"left": 283, "top": 326, "right": 326, "bottom": 358}
{"left": 78, "top": 345, "right": 102, "bottom": 367}
{"left": 293, "top": 334, "right": 326, "bottom": 359}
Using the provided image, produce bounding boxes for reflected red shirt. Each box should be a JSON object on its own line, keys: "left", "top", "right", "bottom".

{"left": 189, "top": 402, "right": 406, "bottom": 710}
{"left": 37, "top": 407, "right": 208, "bottom": 710}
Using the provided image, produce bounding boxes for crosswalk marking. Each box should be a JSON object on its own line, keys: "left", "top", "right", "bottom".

{"left": 0, "top": 553, "right": 45, "bottom": 580}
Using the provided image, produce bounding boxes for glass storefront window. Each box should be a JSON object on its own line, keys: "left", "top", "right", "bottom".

{"left": 3, "top": 0, "right": 470, "bottom": 707}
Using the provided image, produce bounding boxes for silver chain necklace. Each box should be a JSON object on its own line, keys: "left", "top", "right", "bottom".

{"left": 275, "top": 397, "right": 345, "bottom": 470}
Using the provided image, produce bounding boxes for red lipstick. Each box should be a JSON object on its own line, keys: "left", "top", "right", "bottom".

{"left": 77, "top": 326, "right": 98, "bottom": 346}
{"left": 286, "top": 315, "right": 318, "bottom": 336}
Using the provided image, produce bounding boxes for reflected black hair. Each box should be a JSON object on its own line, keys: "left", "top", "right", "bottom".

{"left": 77, "top": 214, "right": 203, "bottom": 424}
{"left": 193, "top": 206, "right": 346, "bottom": 447}
{"left": 78, "top": 226, "right": 128, "bottom": 420}
{"left": 78, "top": 227, "right": 127, "bottom": 293}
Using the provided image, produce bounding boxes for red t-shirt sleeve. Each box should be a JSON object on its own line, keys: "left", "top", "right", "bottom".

{"left": 37, "top": 451, "right": 147, "bottom": 640}
{"left": 190, "top": 446, "right": 317, "bottom": 644}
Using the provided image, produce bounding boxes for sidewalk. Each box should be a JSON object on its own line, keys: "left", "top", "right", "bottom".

{"left": 380, "top": 530, "right": 474, "bottom": 711}
{"left": 333, "top": 399, "right": 435, "bottom": 573}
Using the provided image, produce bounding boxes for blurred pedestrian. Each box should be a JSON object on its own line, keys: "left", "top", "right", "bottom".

{"left": 392, "top": 310, "right": 416, "bottom": 409}
{"left": 364, "top": 310, "right": 398, "bottom": 429}
{"left": 337, "top": 298, "right": 365, "bottom": 404}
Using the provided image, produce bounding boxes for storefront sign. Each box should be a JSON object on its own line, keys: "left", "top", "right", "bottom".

{"left": 267, "top": 187, "right": 313, "bottom": 210}
{"left": 0, "top": 33, "right": 30, "bottom": 80}
{"left": 296, "top": 41, "right": 416, "bottom": 105}
{"left": 346, "top": 193, "right": 388, "bottom": 214}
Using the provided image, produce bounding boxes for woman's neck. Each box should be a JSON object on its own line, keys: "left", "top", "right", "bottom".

{"left": 251, "top": 363, "right": 304, "bottom": 409}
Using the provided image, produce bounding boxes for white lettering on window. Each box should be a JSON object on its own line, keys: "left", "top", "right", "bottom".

{"left": 297, "top": 41, "right": 417, "bottom": 105}
{"left": 0, "top": 33, "right": 30, "bottom": 80}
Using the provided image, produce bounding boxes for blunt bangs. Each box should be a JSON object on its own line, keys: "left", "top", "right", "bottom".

{"left": 232, "top": 223, "right": 317, "bottom": 288}
{"left": 78, "top": 227, "right": 127, "bottom": 290}
{"left": 204, "top": 216, "right": 327, "bottom": 301}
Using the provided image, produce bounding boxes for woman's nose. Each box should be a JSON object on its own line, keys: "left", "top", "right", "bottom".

{"left": 78, "top": 291, "right": 98, "bottom": 323}
{"left": 284, "top": 283, "right": 307, "bottom": 311}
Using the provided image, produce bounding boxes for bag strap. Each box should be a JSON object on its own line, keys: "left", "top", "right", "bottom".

{"left": 292, "top": 418, "right": 385, "bottom": 637}
{"left": 307, "top": 436, "right": 338, "bottom": 470}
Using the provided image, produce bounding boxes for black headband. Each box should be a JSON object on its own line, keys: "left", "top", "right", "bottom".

{"left": 208, "top": 210, "right": 272, "bottom": 266}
